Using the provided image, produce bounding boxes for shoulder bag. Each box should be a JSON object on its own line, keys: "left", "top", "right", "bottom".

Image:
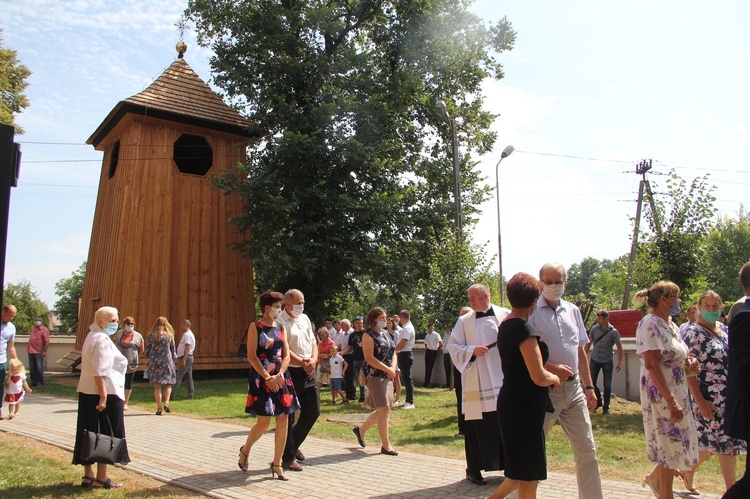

{"left": 80, "top": 411, "right": 125, "bottom": 465}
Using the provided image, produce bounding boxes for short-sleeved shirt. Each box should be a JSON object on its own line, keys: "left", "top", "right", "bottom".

{"left": 329, "top": 353, "right": 346, "bottom": 378}
{"left": 424, "top": 331, "right": 442, "bottom": 350}
{"left": 349, "top": 330, "right": 365, "bottom": 361}
{"left": 278, "top": 311, "right": 316, "bottom": 358}
{"left": 0, "top": 321, "right": 16, "bottom": 363}
{"left": 588, "top": 324, "right": 621, "bottom": 363}
{"left": 529, "top": 296, "right": 587, "bottom": 374}
{"left": 27, "top": 325, "right": 50, "bottom": 354}
{"left": 176, "top": 330, "right": 196, "bottom": 356}
{"left": 398, "top": 321, "right": 416, "bottom": 352}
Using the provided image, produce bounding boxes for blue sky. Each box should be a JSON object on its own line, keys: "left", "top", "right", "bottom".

{"left": 3, "top": 1, "right": 750, "bottom": 308}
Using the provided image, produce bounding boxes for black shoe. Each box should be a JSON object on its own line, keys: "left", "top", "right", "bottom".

{"left": 163, "top": 404, "right": 171, "bottom": 413}
{"left": 380, "top": 446, "right": 398, "bottom": 456}
{"left": 353, "top": 426, "right": 366, "bottom": 448}
{"left": 295, "top": 449, "right": 305, "bottom": 461}
{"left": 455, "top": 432, "right": 465, "bottom": 438}
{"left": 282, "top": 460, "right": 303, "bottom": 472}
{"left": 466, "top": 470, "right": 487, "bottom": 485}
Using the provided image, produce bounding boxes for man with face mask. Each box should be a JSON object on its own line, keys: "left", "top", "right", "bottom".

{"left": 27, "top": 316, "right": 50, "bottom": 387}
{"left": 529, "top": 263, "right": 603, "bottom": 499}
{"left": 278, "top": 289, "right": 319, "bottom": 471}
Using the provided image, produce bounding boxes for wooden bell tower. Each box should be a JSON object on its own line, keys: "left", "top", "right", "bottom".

{"left": 75, "top": 45, "right": 261, "bottom": 370}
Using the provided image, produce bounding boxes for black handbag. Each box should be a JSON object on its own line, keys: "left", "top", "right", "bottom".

{"left": 238, "top": 328, "right": 248, "bottom": 359}
{"left": 80, "top": 412, "right": 125, "bottom": 465}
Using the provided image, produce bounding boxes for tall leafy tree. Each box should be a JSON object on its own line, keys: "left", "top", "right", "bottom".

{"left": 643, "top": 171, "right": 716, "bottom": 294}
{"left": 54, "top": 262, "right": 86, "bottom": 333}
{"left": 704, "top": 207, "right": 750, "bottom": 302}
{"left": 3, "top": 280, "right": 48, "bottom": 334}
{"left": 188, "top": 0, "right": 515, "bottom": 316}
{"left": 566, "top": 256, "right": 603, "bottom": 299}
{"left": 0, "top": 29, "right": 31, "bottom": 134}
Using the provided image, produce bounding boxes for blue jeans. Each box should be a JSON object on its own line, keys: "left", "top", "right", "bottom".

{"left": 589, "top": 359, "right": 614, "bottom": 411}
{"left": 0, "top": 362, "right": 5, "bottom": 409}
{"left": 29, "top": 353, "right": 45, "bottom": 386}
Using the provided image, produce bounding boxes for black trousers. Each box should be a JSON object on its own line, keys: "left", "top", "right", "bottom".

{"left": 443, "top": 353, "right": 452, "bottom": 388}
{"left": 398, "top": 351, "right": 414, "bottom": 404}
{"left": 343, "top": 353, "right": 356, "bottom": 401}
{"left": 283, "top": 367, "right": 320, "bottom": 463}
{"left": 724, "top": 450, "right": 750, "bottom": 498}
{"left": 424, "top": 349, "right": 438, "bottom": 386}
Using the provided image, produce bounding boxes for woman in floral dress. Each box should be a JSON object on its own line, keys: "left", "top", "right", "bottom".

{"left": 680, "top": 290, "right": 746, "bottom": 494}
{"left": 239, "top": 290, "right": 299, "bottom": 481}
{"left": 144, "top": 317, "right": 177, "bottom": 415}
{"left": 634, "top": 281, "right": 700, "bottom": 498}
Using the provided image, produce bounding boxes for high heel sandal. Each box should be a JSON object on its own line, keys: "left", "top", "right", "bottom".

{"left": 270, "top": 463, "right": 289, "bottom": 481}
{"left": 641, "top": 474, "right": 658, "bottom": 498}
{"left": 674, "top": 469, "right": 700, "bottom": 494}
{"left": 238, "top": 446, "right": 249, "bottom": 472}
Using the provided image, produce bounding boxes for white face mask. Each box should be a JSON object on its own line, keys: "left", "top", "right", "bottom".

{"left": 124, "top": 325, "right": 135, "bottom": 333}
{"left": 269, "top": 306, "right": 282, "bottom": 319}
{"left": 376, "top": 321, "right": 387, "bottom": 329}
{"left": 34, "top": 320, "right": 42, "bottom": 327}
{"left": 542, "top": 283, "right": 565, "bottom": 302}
{"left": 292, "top": 304, "right": 304, "bottom": 316}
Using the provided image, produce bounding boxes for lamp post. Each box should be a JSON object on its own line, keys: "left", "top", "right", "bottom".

{"left": 435, "top": 100, "right": 462, "bottom": 241}
{"left": 495, "top": 145, "right": 515, "bottom": 306}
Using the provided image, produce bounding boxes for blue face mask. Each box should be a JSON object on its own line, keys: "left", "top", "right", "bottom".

{"left": 701, "top": 309, "right": 722, "bottom": 323}
{"left": 667, "top": 300, "right": 681, "bottom": 316}
{"left": 105, "top": 323, "right": 119, "bottom": 336}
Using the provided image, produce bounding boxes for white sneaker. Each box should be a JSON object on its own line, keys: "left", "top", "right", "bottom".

{"left": 402, "top": 402, "right": 415, "bottom": 410}
{"left": 393, "top": 400, "right": 402, "bottom": 406}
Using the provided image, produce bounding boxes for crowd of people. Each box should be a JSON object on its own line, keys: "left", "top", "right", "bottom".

{"left": 5, "top": 257, "right": 750, "bottom": 497}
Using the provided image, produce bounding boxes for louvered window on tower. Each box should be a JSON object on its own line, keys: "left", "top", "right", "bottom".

{"left": 174, "top": 133, "right": 213, "bottom": 176}
{"left": 108, "top": 140, "right": 120, "bottom": 179}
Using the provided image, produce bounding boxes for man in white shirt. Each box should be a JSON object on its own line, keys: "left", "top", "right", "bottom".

{"left": 336, "top": 319, "right": 356, "bottom": 401}
{"left": 395, "top": 310, "right": 416, "bottom": 409}
{"left": 423, "top": 324, "right": 443, "bottom": 387}
{"left": 278, "top": 289, "right": 319, "bottom": 472}
{"left": 173, "top": 319, "right": 196, "bottom": 399}
{"left": 0, "top": 305, "right": 18, "bottom": 420}
{"left": 529, "top": 262, "right": 603, "bottom": 499}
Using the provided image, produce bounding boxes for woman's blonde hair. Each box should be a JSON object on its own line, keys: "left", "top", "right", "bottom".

{"left": 633, "top": 281, "right": 680, "bottom": 309}
{"left": 149, "top": 316, "right": 175, "bottom": 341}
{"left": 89, "top": 306, "right": 118, "bottom": 332}
{"left": 5, "top": 358, "right": 26, "bottom": 384}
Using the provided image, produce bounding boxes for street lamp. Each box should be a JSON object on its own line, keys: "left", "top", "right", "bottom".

{"left": 435, "top": 100, "right": 462, "bottom": 241}
{"left": 495, "top": 144, "right": 515, "bottom": 306}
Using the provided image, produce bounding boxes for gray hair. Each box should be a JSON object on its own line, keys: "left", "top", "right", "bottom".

{"left": 539, "top": 262, "right": 567, "bottom": 280}
{"left": 181, "top": 319, "right": 192, "bottom": 327}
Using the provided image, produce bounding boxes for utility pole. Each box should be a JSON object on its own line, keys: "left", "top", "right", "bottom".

{"left": 622, "top": 159, "right": 654, "bottom": 309}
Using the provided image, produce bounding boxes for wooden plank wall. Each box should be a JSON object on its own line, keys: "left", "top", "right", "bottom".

{"left": 76, "top": 117, "right": 255, "bottom": 366}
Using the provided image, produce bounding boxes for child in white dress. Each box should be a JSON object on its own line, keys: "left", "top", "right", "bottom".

{"left": 4, "top": 359, "right": 32, "bottom": 419}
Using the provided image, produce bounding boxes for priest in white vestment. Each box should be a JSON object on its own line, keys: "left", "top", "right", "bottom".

{"left": 447, "top": 283, "right": 510, "bottom": 485}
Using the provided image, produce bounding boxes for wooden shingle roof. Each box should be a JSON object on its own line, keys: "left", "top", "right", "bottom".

{"left": 88, "top": 57, "right": 263, "bottom": 147}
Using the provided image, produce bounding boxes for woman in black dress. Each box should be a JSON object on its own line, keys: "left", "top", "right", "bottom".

{"left": 239, "top": 290, "right": 299, "bottom": 480}
{"left": 489, "top": 273, "right": 560, "bottom": 499}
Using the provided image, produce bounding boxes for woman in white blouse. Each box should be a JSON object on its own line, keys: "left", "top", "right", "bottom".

{"left": 72, "top": 306, "right": 130, "bottom": 489}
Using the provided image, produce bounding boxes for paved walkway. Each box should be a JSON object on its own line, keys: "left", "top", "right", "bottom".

{"left": 0, "top": 393, "right": 720, "bottom": 498}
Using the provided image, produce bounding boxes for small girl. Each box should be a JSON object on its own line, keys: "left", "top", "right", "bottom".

{"left": 4, "top": 359, "right": 32, "bottom": 419}
{"left": 328, "top": 345, "right": 348, "bottom": 404}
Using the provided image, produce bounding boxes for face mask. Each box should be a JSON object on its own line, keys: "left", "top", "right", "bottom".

{"left": 105, "top": 323, "right": 119, "bottom": 336}
{"left": 292, "top": 304, "right": 304, "bottom": 315}
{"left": 269, "top": 307, "right": 282, "bottom": 319}
{"left": 667, "top": 300, "right": 681, "bottom": 316}
{"left": 35, "top": 320, "right": 42, "bottom": 327}
{"left": 542, "top": 283, "right": 565, "bottom": 302}
{"left": 701, "top": 309, "right": 722, "bottom": 323}
{"left": 376, "top": 321, "right": 387, "bottom": 329}
{"left": 124, "top": 325, "right": 134, "bottom": 332}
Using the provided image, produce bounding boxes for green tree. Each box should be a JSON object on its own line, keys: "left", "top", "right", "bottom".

{"left": 188, "top": 0, "right": 515, "bottom": 315}
{"left": 704, "top": 208, "right": 750, "bottom": 302}
{"left": 54, "top": 262, "right": 86, "bottom": 333}
{"left": 566, "top": 256, "right": 603, "bottom": 299}
{"left": 643, "top": 171, "right": 716, "bottom": 294}
{"left": 420, "top": 232, "right": 492, "bottom": 331}
{"left": 3, "top": 280, "right": 48, "bottom": 334}
{"left": 0, "top": 29, "right": 31, "bottom": 134}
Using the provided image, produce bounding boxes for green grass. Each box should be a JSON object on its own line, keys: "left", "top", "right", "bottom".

{"left": 37, "top": 375, "right": 743, "bottom": 494}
